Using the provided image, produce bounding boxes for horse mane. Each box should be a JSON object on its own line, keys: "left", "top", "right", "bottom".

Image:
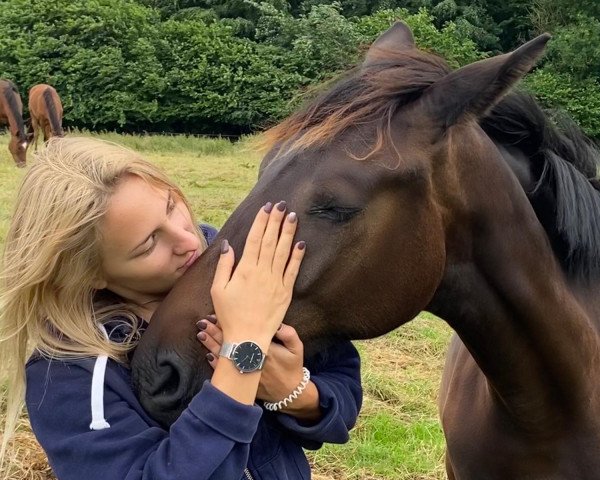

{"left": 1, "top": 80, "right": 26, "bottom": 140}
{"left": 263, "top": 43, "right": 600, "bottom": 280}
{"left": 262, "top": 48, "right": 451, "bottom": 157}
{"left": 43, "top": 88, "right": 64, "bottom": 137}
{"left": 482, "top": 92, "right": 600, "bottom": 280}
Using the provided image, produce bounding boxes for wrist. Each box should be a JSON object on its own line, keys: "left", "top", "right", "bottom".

{"left": 221, "top": 333, "right": 272, "bottom": 352}
{"left": 263, "top": 367, "right": 315, "bottom": 414}
{"left": 279, "top": 381, "right": 321, "bottom": 422}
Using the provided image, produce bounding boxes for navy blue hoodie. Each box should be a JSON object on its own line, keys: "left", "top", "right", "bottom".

{"left": 25, "top": 226, "right": 362, "bottom": 480}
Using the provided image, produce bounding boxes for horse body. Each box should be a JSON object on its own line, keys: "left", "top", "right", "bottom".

{"left": 0, "top": 80, "right": 30, "bottom": 167}
{"left": 131, "top": 23, "right": 600, "bottom": 478}
{"left": 28, "top": 84, "right": 64, "bottom": 151}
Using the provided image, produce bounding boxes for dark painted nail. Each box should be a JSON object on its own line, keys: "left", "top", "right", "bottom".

{"left": 264, "top": 202, "right": 273, "bottom": 213}
{"left": 288, "top": 212, "right": 297, "bottom": 223}
{"left": 221, "top": 239, "right": 229, "bottom": 254}
{"left": 276, "top": 201, "right": 287, "bottom": 212}
{"left": 206, "top": 353, "right": 215, "bottom": 362}
{"left": 197, "top": 320, "right": 207, "bottom": 330}
{"left": 206, "top": 314, "right": 217, "bottom": 324}
{"left": 297, "top": 241, "right": 306, "bottom": 250}
{"left": 197, "top": 332, "right": 207, "bottom": 341}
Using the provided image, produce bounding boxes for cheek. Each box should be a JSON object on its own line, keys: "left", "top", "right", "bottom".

{"left": 143, "top": 249, "right": 175, "bottom": 277}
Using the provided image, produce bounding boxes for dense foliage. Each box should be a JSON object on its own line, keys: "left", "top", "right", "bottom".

{"left": 0, "top": 0, "right": 597, "bottom": 137}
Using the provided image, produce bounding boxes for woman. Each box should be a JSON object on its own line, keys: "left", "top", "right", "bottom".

{"left": 0, "top": 137, "right": 362, "bottom": 479}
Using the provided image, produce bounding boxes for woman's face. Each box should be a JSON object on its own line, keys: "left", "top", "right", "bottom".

{"left": 98, "top": 174, "right": 203, "bottom": 310}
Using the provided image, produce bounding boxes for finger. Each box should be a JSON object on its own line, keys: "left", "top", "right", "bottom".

{"left": 274, "top": 324, "right": 304, "bottom": 354}
{"left": 283, "top": 241, "right": 306, "bottom": 288}
{"left": 240, "top": 203, "right": 273, "bottom": 266}
{"left": 203, "top": 320, "right": 223, "bottom": 345}
{"left": 211, "top": 240, "right": 235, "bottom": 291}
{"left": 196, "top": 330, "right": 222, "bottom": 358}
{"left": 206, "top": 352, "right": 218, "bottom": 370}
{"left": 258, "top": 201, "right": 287, "bottom": 267}
{"left": 272, "top": 211, "right": 298, "bottom": 276}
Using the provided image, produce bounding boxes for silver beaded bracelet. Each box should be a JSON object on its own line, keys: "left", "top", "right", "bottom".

{"left": 263, "top": 367, "right": 311, "bottom": 412}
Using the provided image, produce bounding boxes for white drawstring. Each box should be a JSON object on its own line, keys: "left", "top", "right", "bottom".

{"left": 89, "top": 324, "right": 111, "bottom": 430}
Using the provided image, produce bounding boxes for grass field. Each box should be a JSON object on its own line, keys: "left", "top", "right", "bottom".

{"left": 0, "top": 132, "right": 452, "bottom": 480}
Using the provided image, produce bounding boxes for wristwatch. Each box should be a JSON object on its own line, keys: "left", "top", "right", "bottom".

{"left": 219, "top": 341, "right": 266, "bottom": 373}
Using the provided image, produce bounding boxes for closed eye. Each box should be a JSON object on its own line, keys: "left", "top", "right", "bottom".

{"left": 307, "top": 205, "right": 361, "bottom": 223}
{"left": 140, "top": 234, "right": 157, "bottom": 256}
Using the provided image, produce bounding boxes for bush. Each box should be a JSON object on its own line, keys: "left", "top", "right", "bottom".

{"left": 355, "top": 8, "right": 485, "bottom": 68}
{"left": 0, "top": 0, "right": 164, "bottom": 129}
{"left": 525, "top": 69, "right": 600, "bottom": 139}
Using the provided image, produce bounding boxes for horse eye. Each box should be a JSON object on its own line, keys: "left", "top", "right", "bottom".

{"left": 308, "top": 205, "right": 361, "bottom": 223}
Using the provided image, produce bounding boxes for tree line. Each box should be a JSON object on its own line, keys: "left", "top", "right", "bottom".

{"left": 0, "top": 0, "right": 598, "bottom": 137}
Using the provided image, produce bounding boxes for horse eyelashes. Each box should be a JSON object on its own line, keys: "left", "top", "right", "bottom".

{"left": 308, "top": 206, "right": 361, "bottom": 223}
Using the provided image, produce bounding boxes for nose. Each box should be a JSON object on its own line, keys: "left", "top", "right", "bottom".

{"left": 170, "top": 223, "right": 200, "bottom": 256}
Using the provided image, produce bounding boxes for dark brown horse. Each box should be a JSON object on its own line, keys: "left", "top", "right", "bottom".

{"left": 131, "top": 23, "right": 600, "bottom": 478}
{"left": 0, "top": 80, "right": 30, "bottom": 167}
{"left": 28, "top": 83, "right": 64, "bottom": 151}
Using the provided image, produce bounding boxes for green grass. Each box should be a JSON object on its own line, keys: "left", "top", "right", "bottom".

{"left": 0, "top": 132, "right": 453, "bottom": 480}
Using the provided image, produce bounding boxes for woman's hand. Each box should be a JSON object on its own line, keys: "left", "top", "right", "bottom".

{"left": 198, "top": 318, "right": 304, "bottom": 401}
{"left": 198, "top": 318, "right": 322, "bottom": 421}
{"left": 209, "top": 201, "right": 305, "bottom": 350}
{"left": 205, "top": 203, "right": 305, "bottom": 405}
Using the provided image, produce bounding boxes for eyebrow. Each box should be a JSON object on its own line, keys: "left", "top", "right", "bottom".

{"left": 128, "top": 189, "right": 173, "bottom": 256}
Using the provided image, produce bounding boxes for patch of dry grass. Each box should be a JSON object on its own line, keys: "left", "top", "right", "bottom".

{"left": 0, "top": 420, "right": 53, "bottom": 480}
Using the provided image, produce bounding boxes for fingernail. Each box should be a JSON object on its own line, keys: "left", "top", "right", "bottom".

{"left": 297, "top": 241, "right": 306, "bottom": 250}
{"left": 197, "top": 320, "right": 207, "bottom": 330}
{"left": 276, "top": 201, "right": 287, "bottom": 212}
{"left": 220, "top": 239, "right": 229, "bottom": 254}
{"left": 197, "top": 332, "right": 207, "bottom": 341}
{"left": 287, "top": 212, "right": 297, "bottom": 223}
{"left": 206, "top": 353, "right": 215, "bottom": 362}
{"left": 206, "top": 314, "right": 217, "bottom": 324}
{"left": 264, "top": 202, "right": 273, "bottom": 213}
{"left": 277, "top": 324, "right": 283, "bottom": 331}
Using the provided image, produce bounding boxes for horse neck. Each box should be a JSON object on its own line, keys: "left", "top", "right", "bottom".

{"left": 429, "top": 128, "right": 600, "bottom": 425}
{"left": 0, "top": 84, "right": 25, "bottom": 139}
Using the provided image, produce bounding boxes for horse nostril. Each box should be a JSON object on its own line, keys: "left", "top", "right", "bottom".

{"left": 132, "top": 349, "right": 199, "bottom": 428}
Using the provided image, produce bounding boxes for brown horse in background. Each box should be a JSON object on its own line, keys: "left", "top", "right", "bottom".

{"left": 28, "top": 84, "right": 64, "bottom": 151}
{"left": 0, "top": 80, "right": 30, "bottom": 167}
{"left": 132, "top": 23, "right": 600, "bottom": 478}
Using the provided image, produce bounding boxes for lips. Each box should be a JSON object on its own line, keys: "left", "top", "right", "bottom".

{"left": 180, "top": 250, "right": 199, "bottom": 270}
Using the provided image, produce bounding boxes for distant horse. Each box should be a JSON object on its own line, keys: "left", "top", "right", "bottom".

{"left": 28, "top": 84, "right": 64, "bottom": 151}
{"left": 131, "top": 23, "right": 600, "bottom": 478}
{"left": 0, "top": 80, "right": 30, "bottom": 167}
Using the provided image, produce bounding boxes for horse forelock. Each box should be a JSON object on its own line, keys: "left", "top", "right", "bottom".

{"left": 261, "top": 49, "right": 450, "bottom": 161}
{"left": 483, "top": 91, "right": 600, "bottom": 280}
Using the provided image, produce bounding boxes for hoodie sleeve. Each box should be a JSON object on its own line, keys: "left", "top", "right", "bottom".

{"left": 273, "top": 341, "right": 362, "bottom": 449}
{"left": 26, "top": 358, "right": 262, "bottom": 480}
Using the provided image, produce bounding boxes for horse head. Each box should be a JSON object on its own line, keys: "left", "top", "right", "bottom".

{"left": 131, "top": 23, "right": 551, "bottom": 427}
{"left": 8, "top": 134, "right": 28, "bottom": 167}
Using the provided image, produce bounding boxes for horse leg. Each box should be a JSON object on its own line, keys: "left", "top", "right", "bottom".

{"left": 31, "top": 116, "right": 39, "bottom": 152}
{"left": 43, "top": 121, "right": 52, "bottom": 142}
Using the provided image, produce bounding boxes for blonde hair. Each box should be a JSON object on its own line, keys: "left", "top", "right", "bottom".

{"left": 0, "top": 136, "right": 204, "bottom": 467}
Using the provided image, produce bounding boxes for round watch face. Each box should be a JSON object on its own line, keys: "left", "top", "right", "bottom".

{"left": 232, "top": 342, "right": 264, "bottom": 373}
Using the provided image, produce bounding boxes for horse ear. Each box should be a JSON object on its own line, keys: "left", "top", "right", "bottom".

{"left": 421, "top": 33, "right": 550, "bottom": 128}
{"left": 363, "top": 21, "right": 415, "bottom": 69}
